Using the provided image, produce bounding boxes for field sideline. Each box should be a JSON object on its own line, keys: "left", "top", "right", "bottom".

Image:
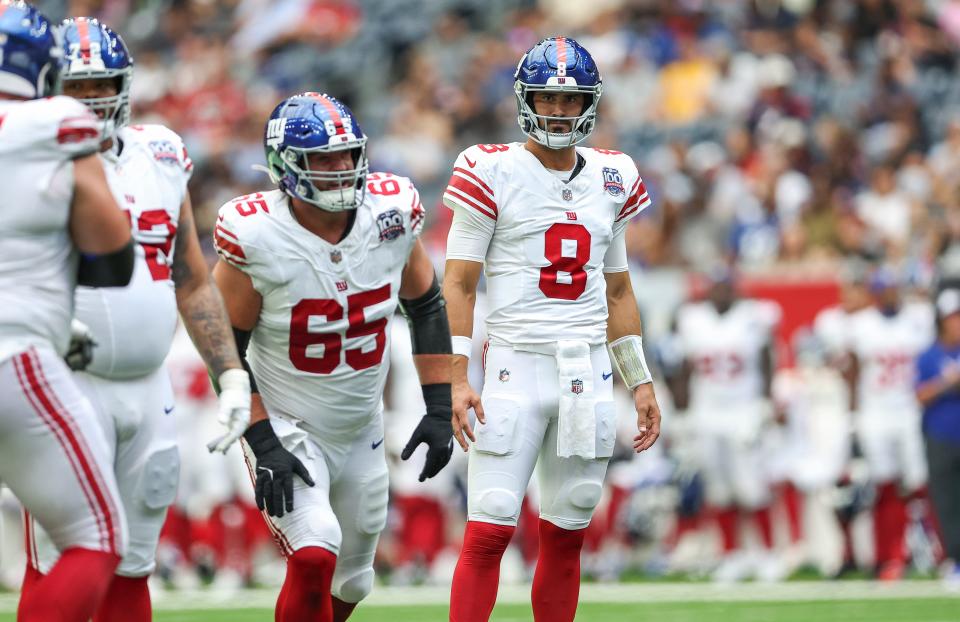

{"left": 0, "top": 581, "right": 957, "bottom": 620}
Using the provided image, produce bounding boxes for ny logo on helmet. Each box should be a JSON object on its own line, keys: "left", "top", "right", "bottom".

{"left": 266, "top": 118, "right": 287, "bottom": 148}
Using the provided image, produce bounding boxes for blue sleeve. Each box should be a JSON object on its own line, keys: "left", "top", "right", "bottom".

{"left": 915, "top": 348, "right": 939, "bottom": 387}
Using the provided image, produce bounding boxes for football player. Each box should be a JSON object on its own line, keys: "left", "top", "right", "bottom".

{"left": 443, "top": 37, "right": 662, "bottom": 622}
{"left": 845, "top": 268, "right": 933, "bottom": 580}
{"left": 19, "top": 17, "right": 251, "bottom": 622}
{"left": 0, "top": 3, "right": 133, "bottom": 620}
{"left": 212, "top": 93, "right": 453, "bottom": 622}
{"left": 672, "top": 270, "right": 783, "bottom": 582}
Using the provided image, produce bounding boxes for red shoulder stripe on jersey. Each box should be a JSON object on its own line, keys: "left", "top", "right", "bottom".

{"left": 215, "top": 224, "right": 240, "bottom": 243}
{"left": 453, "top": 166, "right": 494, "bottom": 195}
{"left": 615, "top": 194, "right": 651, "bottom": 223}
{"left": 410, "top": 191, "right": 425, "bottom": 228}
{"left": 617, "top": 179, "right": 647, "bottom": 219}
{"left": 214, "top": 229, "right": 248, "bottom": 265}
{"left": 444, "top": 189, "right": 496, "bottom": 221}
{"left": 447, "top": 175, "right": 497, "bottom": 215}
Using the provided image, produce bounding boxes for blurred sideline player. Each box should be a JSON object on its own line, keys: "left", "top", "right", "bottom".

{"left": 443, "top": 37, "right": 662, "bottom": 622}
{"left": 0, "top": 2, "right": 134, "bottom": 619}
{"left": 21, "top": 18, "right": 251, "bottom": 622}
{"left": 212, "top": 93, "right": 454, "bottom": 622}
{"left": 672, "top": 270, "right": 783, "bottom": 582}
{"left": 845, "top": 268, "right": 934, "bottom": 580}
{"left": 812, "top": 266, "right": 870, "bottom": 574}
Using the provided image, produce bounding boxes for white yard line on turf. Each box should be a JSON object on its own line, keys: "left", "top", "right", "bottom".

{"left": 0, "top": 581, "right": 957, "bottom": 612}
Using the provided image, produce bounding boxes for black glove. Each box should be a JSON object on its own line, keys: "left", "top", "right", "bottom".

{"left": 244, "top": 419, "right": 315, "bottom": 517}
{"left": 401, "top": 383, "right": 454, "bottom": 482}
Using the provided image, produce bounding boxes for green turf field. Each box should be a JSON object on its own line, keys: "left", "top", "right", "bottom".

{"left": 3, "top": 599, "right": 959, "bottom": 621}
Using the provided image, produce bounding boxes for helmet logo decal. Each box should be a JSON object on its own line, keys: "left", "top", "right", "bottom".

{"left": 266, "top": 117, "right": 286, "bottom": 148}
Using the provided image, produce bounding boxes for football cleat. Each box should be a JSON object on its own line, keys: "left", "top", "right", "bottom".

{"left": 60, "top": 17, "right": 133, "bottom": 139}
{"left": 263, "top": 92, "right": 368, "bottom": 212}
{"left": 513, "top": 36, "right": 602, "bottom": 149}
{"left": 0, "top": 1, "right": 61, "bottom": 99}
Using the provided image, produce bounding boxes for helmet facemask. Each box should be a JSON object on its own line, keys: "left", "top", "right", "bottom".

{"left": 62, "top": 67, "right": 131, "bottom": 140}
{"left": 515, "top": 80, "right": 601, "bottom": 149}
{"left": 270, "top": 139, "right": 369, "bottom": 212}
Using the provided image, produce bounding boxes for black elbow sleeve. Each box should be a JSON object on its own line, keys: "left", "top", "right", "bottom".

{"left": 233, "top": 327, "right": 259, "bottom": 394}
{"left": 399, "top": 275, "right": 452, "bottom": 355}
{"left": 77, "top": 240, "right": 135, "bottom": 287}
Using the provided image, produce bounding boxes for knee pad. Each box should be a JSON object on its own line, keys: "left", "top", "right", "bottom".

{"left": 333, "top": 567, "right": 375, "bottom": 603}
{"left": 356, "top": 470, "right": 389, "bottom": 536}
{"left": 476, "top": 488, "right": 520, "bottom": 521}
{"left": 567, "top": 480, "right": 602, "bottom": 511}
{"left": 140, "top": 446, "right": 179, "bottom": 510}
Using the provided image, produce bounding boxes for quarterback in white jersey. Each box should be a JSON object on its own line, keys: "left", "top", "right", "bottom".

{"left": 21, "top": 18, "right": 250, "bottom": 622}
{"left": 213, "top": 93, "right": 453, "bottom": 622}
{"left": 672, "top": 272, "right": 782, "bottom": 581}
{"left": 444, "top": 37, "right": 662, "bottom": 622}
{"left": 844, "top": 270, "right": 933, "bottom": 579}
{"left": 0, "top": 4, "right": 134, "bottom": 620}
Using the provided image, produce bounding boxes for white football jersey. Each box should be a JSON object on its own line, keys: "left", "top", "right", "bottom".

{"left": 215, "top": 174, "right": 424, "bottom": 440}
{"left": 75, "top": 124, "right": 192, "bottom": 379}
{"left": 443, "top": 143, "right": 650, "bottom": 346}
{"left": 847, "top": 302, "right": 934, "bottom": 414}
{"left": 0, "top": 96, "right": 101, "bottom": 363}
{"left": 677, "top": 299, "right": 781, "bottom": 408}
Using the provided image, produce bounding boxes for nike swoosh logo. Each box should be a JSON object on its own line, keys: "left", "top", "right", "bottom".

{"left": 371, "top": 437, "right": 384, "bottom": 450}
{"left": 464, "top": 156, "right": 477, "bottom": 168}
{"left": 602, "top": 371, "right": 613, "bottom": 380}
{"left": 163, "top": 405, "right": 175, "bottom": 415}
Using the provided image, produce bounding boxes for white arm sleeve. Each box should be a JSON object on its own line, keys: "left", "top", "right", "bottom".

{"left": 602, "top": 226, "right": 628, "bottom": 273}
{"left": 445, "top": 204, "right": 495, "bottom": 262}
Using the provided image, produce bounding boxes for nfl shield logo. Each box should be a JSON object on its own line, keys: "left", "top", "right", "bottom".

{"left": 330, "top": 250, "right": 342, "bottom": 263}
{"left": 571, "top": 378, "right": 583, "bottom": 394}
{"left": 562, "top": 188, "right": 573, "bottom": 202}
{"left": 498, "top": 368, "right": 510, "bottom": 382}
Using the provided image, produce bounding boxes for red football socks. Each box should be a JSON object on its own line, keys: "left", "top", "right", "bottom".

{"left": 531, "top": 519, "right": 586, "bottom": 622}
{"left": 17, "top": 548, "right": 119, "bottom": 622}
{"left": 449, "top": 521, "right": 515, "bottom": 622}
{"left": 277, "top": 546, "right": 337, "bottom": 622}
{"left": 93, "top": 575, "right": 151, "bottom": 622}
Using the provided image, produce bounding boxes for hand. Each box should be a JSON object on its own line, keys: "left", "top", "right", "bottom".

{"left": 632, "top": 383, "right": 661, "bottom": 453}
{"left": 942, "top": 361, "right": 960, "bottom": 389}
{"left": 64, "top": 319, "right": 97, "bottom": 371}
{"left": 207, "top": 368, "right": 251, "bottom": 454}
{"left": 452, "top": 379, "right": 484, "bottom": 452}
{"left": 401, "top": 384, "right": 454, "bottom": 481}
{"left": 244, "top": 419, "right": 315, "bottom": 517}
{"left": 401, "top": 412, "right": 454, "bottom": 481}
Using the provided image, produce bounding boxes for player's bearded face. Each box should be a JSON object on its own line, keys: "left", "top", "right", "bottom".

{"left": 62, "top": 78, "right": 118, "bottom": 120}
{"left": 531, "top": 91, "right": 585, "bottom": 134}
{"left": 305, "top": 150, "right": 355, "bottom": 190}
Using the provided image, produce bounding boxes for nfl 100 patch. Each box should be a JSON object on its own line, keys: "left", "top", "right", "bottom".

{"left": 376, "top": 209, "right": 405, "bottom": 241}
{"left": 149, "top": 140, "right": 180, "bottom": 165}
{"left": 602, "top": 167, "right": 625, "bottom": 197}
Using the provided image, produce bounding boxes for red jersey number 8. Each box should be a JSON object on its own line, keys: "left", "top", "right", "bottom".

{"left": 539, "top": 223, "right": 591, "bottom": 300}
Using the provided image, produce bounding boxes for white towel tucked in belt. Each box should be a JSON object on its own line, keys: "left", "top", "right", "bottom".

{"left": 556, "top": 340, "right": 596, "bottom": 459}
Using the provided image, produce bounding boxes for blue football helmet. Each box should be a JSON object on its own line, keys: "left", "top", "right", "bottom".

{"left": 514, "top": 37, "right": 602, "bottom": 149}
{"left": 60, "top": 17, "right": 133, "bottom": 138}
{"left": 0, "top": 1, "right": 61, "bottom": 99}
{"left": 264, "top": 92, "right": 368, "bottom": 212}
